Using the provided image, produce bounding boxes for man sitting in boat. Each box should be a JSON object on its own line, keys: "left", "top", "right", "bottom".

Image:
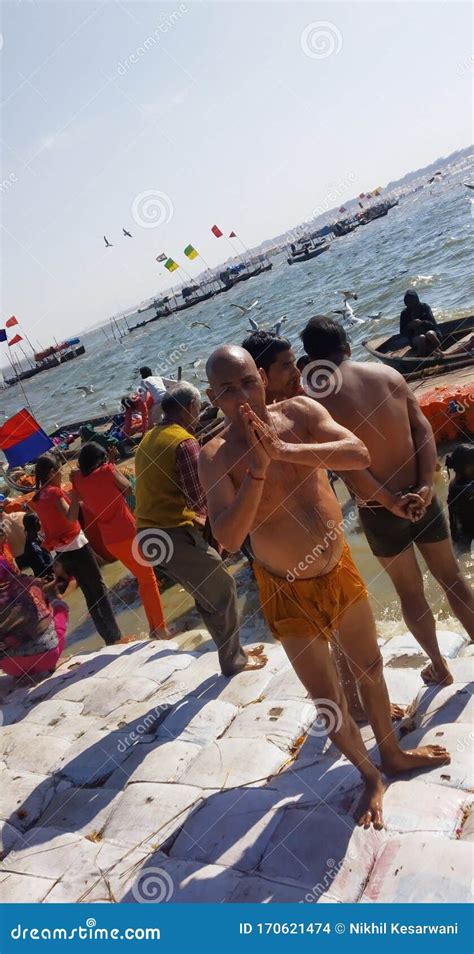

{"left": 399, "top": 289, "right": 441, "bottom": 356}
{"left": 300, "top": 315, "right": 474, "bottom": 686}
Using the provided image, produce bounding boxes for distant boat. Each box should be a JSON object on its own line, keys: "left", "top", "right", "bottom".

{"left": 4, "top": 340, "right": 85, "bottom": 386}
{"left": 287, "top": 239, "right": 330, "bottom": 265}
{"left": 463, "top": 182, "right": 474, "bottom": 190}
{"left": 363, "top": 315, "right": 474, "bottom": 377}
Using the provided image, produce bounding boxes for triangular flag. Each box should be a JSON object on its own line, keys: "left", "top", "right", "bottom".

{"left": 229, "top": 231, "right": 237, "bottom": 238}
{"left": 211, "top": 225, "right": 223, "bottom": 238}
{"left": 5, "top": 316, "right": 18, "bottom": 328}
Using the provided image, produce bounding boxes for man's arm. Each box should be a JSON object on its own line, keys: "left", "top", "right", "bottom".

{"left": 198, "top": 417, "right": 270, "bottom": 553}
{"left": 245, "top": 398, "right": 370, "bottom": 471}
{"left": 405, "top": 386, "right": 437, "bottom": 504}
{"left": 176, "top": 439, "right": 207, "bottom": 520}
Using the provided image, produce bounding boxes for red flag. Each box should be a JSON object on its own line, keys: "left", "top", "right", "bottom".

{"left": 211, "top": 225, "right": 223, "bottom": 238}
{"left": 6, "top": 316, "right": 18, "bottom": 327}
{"left": 8, "top": 334, "right": 22, "bottom": 346}
{"left": 338, "top": 206, "right": 346, "bottom": 213}
{"left": 229, "top": 231, "right": 237, "bottom": 238}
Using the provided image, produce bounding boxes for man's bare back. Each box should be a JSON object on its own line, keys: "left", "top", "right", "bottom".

{"left": 204, "top": 397, "right": 346, "bottom": 578}
{"left": 317, "top": 361, "right": 421, "bottom": 496}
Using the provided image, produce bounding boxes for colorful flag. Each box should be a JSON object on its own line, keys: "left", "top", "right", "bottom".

{"left": 211, "top": 225, "right": 223, "bottom": 238}
{"left": 164, "top": 258, "right": 179, "bottom": 272}
{"left": 156, "top": 253, "right": 167, "bottom": 263}
{"left": 229, "top": 231, "right": 237, "bottom": 238}
{"left": 0, "top": 329, "right": 7, "bottom": 343}
{"left": 338, "top": 206, "right": 346, "bottom": 213}
{"left": 0, "top": 408, "right": 54, "bottom": 468}
{"left": 184, "top": 244, "right": 199, "bottom": 260}
{"left": 8, "top": 334, "right": 22, "bottom": 346}
{"left": 359, "top": 193, "right": 365, "bottom": 199}
{"left": 5, "top": 316, "right": 18, "bottom": 328}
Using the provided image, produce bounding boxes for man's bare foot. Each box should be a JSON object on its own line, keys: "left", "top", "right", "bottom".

{"left": 382, "top": 745, "right": 450, "bottom": 776}
{"left": 112, "top": 634, "right": 142, "bottom": 645}
{"left": 421, "top": 658, "right": 453, "bottom": 686}
{"left": 242, "top": 645, "right": 268, "bottom": 671}
{"left": 355, "top": 775, "right": 385, "bottom": 829}
{"left": 149, "top": 628, "right": 173, "bottom": 640}
{"left": 390, "top": 703, "right": 405, "bottom": 721}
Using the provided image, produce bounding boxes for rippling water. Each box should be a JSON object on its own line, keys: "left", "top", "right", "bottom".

{"left": 2, "top": 158, "right": 473, "bottom": 432}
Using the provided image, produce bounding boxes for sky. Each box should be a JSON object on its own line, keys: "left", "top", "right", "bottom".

{"left": 0, "top": 0, "right": 472, "bottom": 347}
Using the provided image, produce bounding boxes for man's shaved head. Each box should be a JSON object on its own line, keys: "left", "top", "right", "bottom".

{"left": 206, "top": 345, "right": 258, "bottom": 385}
{"left": 205, "top": 344, "right": 266, "bottom": 421}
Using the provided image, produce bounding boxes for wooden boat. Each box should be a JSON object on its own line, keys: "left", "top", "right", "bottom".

{"left": 287, "top": 241, "right": 330, "bottom": 265}
{"left": 363, "top": 315, "right": 474, "bottom": 377}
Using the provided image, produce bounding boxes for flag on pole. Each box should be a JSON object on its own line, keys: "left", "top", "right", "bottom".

{"left": 8, "top": 334, "right": 22, "bottom": 346}
{"left": 0, "top": 408, "right": 53, "bottom": 468}
{"left": 156, "top": 253, "right": 167, "bottom": 262}
{"left": 0, "top": 330, "right": 7, "bottom": 342}
{"left": 164, "top": 258, "right": 179, "bottom": 272}
{"left": 338, "top": 206, "right": 346, "bottom": 213}
{"left": 6, "top": 316, "right": 18, "bottom": 328}
{"left": 184, "top": 244, "right": 199, "bottom": 260}
{"left": 229, "top": 231, "right": 237, "bottom": 238}
{"left": 359, "top": 193, "right": 365, "bottom": 199}
{"left": 211, "top": 225, "right": 223, "bottom": 238}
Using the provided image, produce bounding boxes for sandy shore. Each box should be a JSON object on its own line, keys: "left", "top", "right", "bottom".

{"left": 0, "top": 615, "right": 472, "bottom": 904}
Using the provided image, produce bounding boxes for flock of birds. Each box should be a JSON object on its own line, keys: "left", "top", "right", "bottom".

{"left": 103, "top": 229, "right": 133, "bottom": 247}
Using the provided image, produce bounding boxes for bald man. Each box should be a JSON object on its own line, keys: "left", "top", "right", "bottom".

{"left": 199, "top": 346, "right": 450, "bottom": 829}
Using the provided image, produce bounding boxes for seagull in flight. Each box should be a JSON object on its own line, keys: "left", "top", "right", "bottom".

{"left": 76, "top": 385, "right": 95, "bottom": 395}
{"left": 271, "top": 316, "right": 287, "bottom": 335}
{"left": 191, "top": 321, "right": 211, "bottom": 330}
{"left": 332, "top": 293, "right": 365, "bottom": 326}
{"left": 104, "top": 236, "right": 113, "bottom": 248}
{"left": 122, "top": 228, "right": 133, "bottom": 237}
{"left": 230, "top": 299, "right": 259, "bottom": 315}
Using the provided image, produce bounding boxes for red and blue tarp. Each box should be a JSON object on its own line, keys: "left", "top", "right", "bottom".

{"left": 0, "top": 408, "right": 53, "bottom": 467}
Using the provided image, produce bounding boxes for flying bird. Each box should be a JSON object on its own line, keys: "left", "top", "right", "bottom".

{"left": 191, "top": 321, "right": 211, "bottom": 330}
{"left": 122, "top": 228, "right": 133, "bottom": 237}
{"left": 271, "top": 316, "right": 287, "bottom": 335}
{"left": 332, "top": 294, "right": 365, "bottom": 327}
{"left": 104, "top": 236, "right": 113, "bottom": 248}
{"left": 230, "top": 299, "right": 259, "bottom": 315}
{"left": 367, "top": 312, "right": 382, "bottom": 320}
{"left": 76, "top": 385, "right": 95, "bottom": 395}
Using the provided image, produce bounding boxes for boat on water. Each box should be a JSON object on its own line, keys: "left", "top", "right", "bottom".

{"left": 287, "top": 238, "right": 330, "bottom": 265}
{"left": 363, "top": 315, "right": 474, "bottom": 377}
{"left": 332, "top": 199, "right": 398, "bottom": 237}
{"left": 4, "top": 339, "right": 85, "bottom": 386}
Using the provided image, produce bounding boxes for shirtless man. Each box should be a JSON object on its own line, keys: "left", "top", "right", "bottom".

{"left": 199, "top": 345, "right": 450, "bottom": 828}
{"left": 300, "top": 316, "right": 474, "bottom": 685}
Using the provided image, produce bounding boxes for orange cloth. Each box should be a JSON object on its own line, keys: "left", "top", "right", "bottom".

{"left": 253, "top": 542, "right": 367, "bottom": 642}
{"left": 106, "top": 536, "right": 166, "bottom": 634}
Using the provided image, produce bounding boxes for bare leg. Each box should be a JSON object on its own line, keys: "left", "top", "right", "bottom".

{"left": 378, "top": 546, "right": 452, "bottom": 685}
{"left": 336, "top": 597, "right": 450, "bottom": 776}
{"left": 418, "top": 539, "right": 474, "bottom": 640}
{"left": 334, "top": 641, "right": 404, "bottom": 722}
{"left": 280, "top": 632, "right": 384, "bottom": 828}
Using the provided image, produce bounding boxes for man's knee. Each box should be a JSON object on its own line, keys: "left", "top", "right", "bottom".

{"left": 353, "top": 652, "right": 384, "bottom": 686}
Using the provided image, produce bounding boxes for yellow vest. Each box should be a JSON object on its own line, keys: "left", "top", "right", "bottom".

{"left": 135, "top": 423, "right": 197, "bottom": 529}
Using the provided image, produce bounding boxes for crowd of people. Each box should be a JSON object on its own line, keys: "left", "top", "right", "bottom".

{"left": 0, "top": 292, "right": 473, "bottom": 828}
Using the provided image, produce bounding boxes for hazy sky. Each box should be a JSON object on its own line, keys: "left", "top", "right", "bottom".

{"left": 1, "top": 0, "right": 471, "bottom": 345}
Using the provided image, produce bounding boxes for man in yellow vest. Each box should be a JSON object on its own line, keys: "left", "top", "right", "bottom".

{"left": 135, "top": 382, "right": 267, "bottom": 676}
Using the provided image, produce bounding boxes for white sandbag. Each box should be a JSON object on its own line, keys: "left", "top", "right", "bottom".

{"left": 397, "top": 722, "right": 473, "bottom": 790}
{"left": 407, "top": 682, "right": 474, "bottom": 730}
{"left": 382, "top": 630, "right": 468, "bottom": 665}
{"left": 361, "top": 834, "right": 473, "bottom": 903}
{"left": 383, "top": 779, "right": 470, "bottom": 836}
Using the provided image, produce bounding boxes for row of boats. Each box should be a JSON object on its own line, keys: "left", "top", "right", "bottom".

{"left": 287, "top": 199, "right": 399, "bottom": 264}
{"left": 3, "top": 340, "right": 86, "bottom": 387}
